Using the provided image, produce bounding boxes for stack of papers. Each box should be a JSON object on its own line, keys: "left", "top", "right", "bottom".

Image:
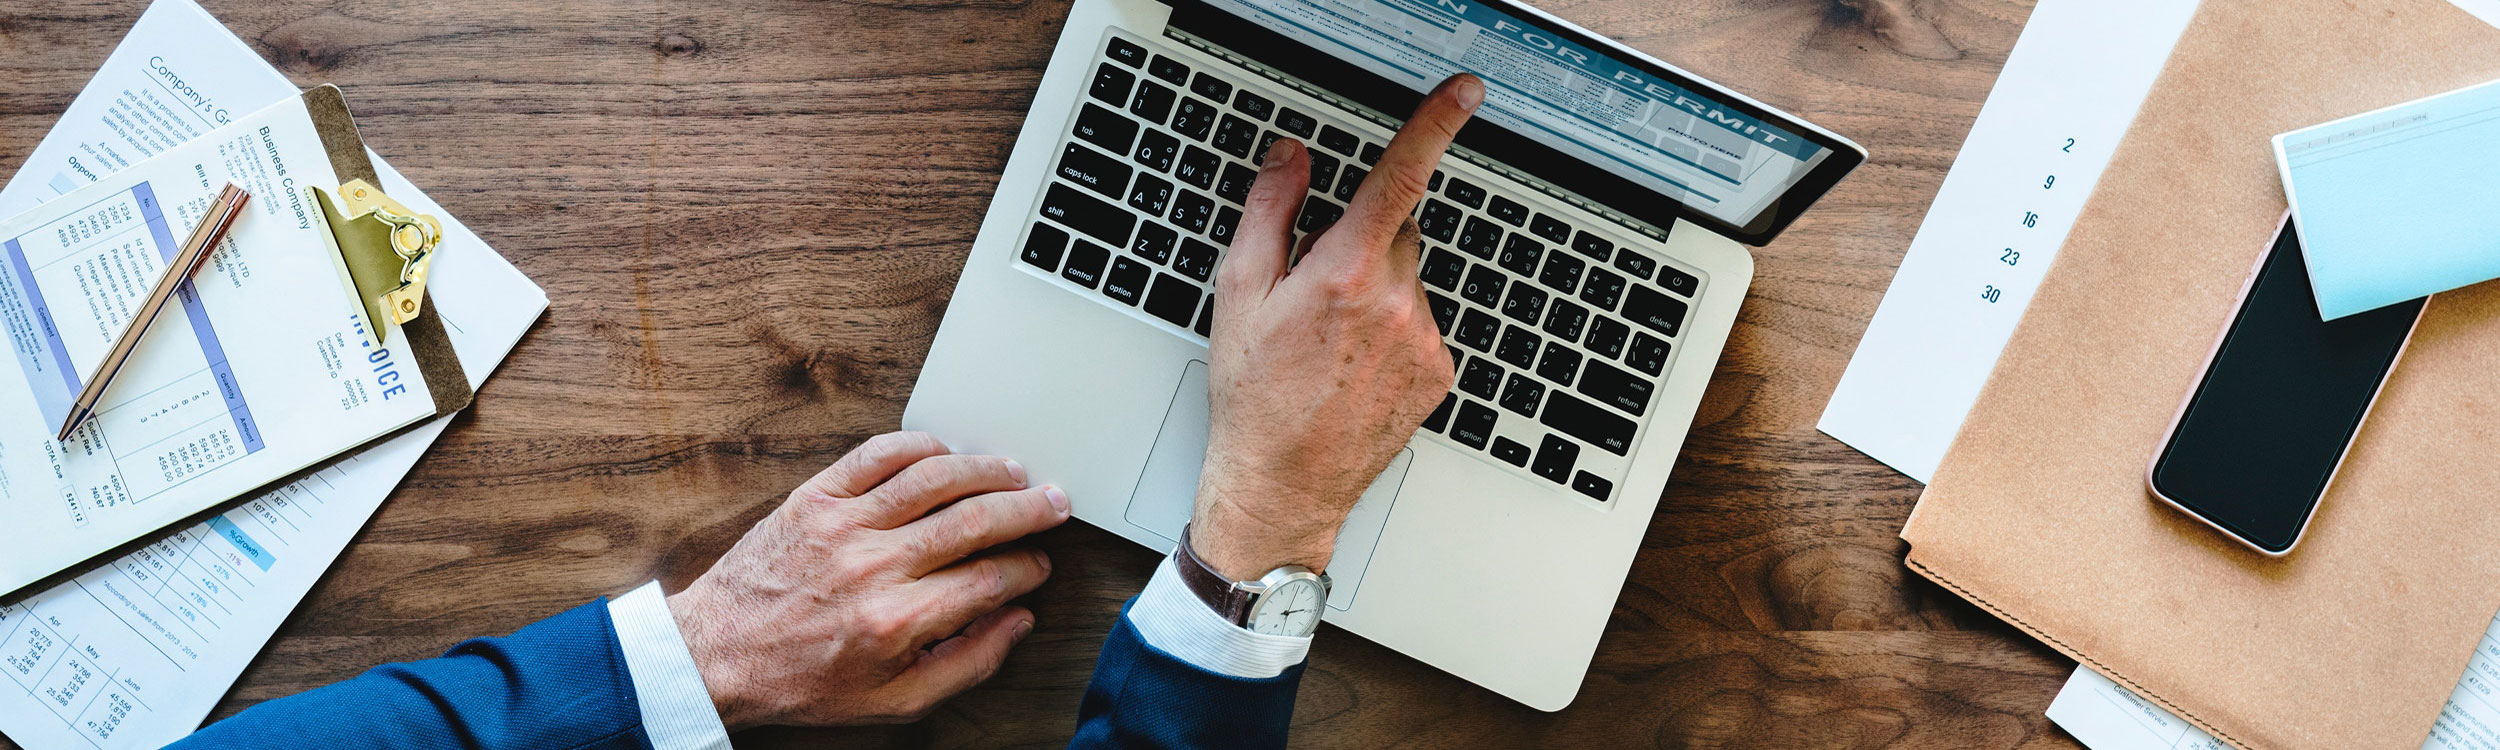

{"left": 0, "top": 1, "right": 545, "bottom": 748}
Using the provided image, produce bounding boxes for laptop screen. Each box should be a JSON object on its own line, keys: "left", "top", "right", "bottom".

{"left": 1194, "top": 0, "right": 1837, "bottom": 231}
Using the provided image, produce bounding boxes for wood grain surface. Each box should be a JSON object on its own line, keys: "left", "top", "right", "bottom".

{"left": 0, "top": 0, "right": 2090, "bottom": 747}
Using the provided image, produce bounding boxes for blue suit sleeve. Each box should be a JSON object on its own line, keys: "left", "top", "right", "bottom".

{"left": 1069, "top": 599, "right": 1305, "bottom": 750}
{"left": 168, "top": 600, "right": 652, "bottom": 750}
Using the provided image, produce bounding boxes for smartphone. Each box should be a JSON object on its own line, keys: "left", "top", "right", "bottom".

{"left": 2147, "top": 214, "right": 2425, "bottom": 555}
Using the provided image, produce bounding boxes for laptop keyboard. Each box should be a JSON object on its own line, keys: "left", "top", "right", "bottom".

{"left": 1013, "top": 32, "right": 1704, "bottom": 505}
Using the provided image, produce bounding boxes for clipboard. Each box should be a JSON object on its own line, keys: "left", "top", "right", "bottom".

{"left": 300, "top": 84, "right": 471, "bottom": 416}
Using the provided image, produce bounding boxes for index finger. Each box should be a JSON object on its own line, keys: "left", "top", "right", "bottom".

{"left": 1338, "top": 74, "right": 1484, "bottom": 249}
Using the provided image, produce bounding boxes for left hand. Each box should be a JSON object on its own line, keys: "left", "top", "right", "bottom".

{"left": 665, "top": 431, "right": 1069, "bottom": 729}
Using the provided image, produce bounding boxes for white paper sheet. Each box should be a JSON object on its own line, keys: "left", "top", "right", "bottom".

{"left": 0, "top": 1, "right": 547, "bottom": 747}
{"left": 1816, "top": 0, "right": 2197, "bottom": 482}
{"left": 2049, "top": 610, "right": 2500, "bottom": 750}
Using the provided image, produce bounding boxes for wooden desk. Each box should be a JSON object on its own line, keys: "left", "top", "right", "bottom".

{"left": 0, "top": 0, "right": 2084, "bottom": 746}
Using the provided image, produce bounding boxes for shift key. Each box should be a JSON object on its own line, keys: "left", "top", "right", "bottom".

{"left": 1041, "top": 183, "right": 1135, "bottom": 246}
{"left": 1540, "top": 391, "right": 1634, "bottom": 455}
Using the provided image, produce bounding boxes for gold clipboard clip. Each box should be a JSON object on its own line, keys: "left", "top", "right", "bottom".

{"left": 305, "top": 179, "right": 442, "bottom": 346}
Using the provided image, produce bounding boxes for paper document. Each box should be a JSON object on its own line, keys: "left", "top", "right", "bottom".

{"left": 2275, "top": 76, "right": 2500, "bottom": 320}
{"left": 2049, "top": 610, "right": 2500, "bottom": 750}
{"left": 0, "top": 0, "right": 546, "bottom": 747}
{"left": 1816, "top": 0, "right": 2196, "bottom": 482}
{"left": 0, "top": 52, "right": 452, "bottom": 594}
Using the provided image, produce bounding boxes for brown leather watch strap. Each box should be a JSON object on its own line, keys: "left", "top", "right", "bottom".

{"left": 1174, "top": 524, "right": 1258, "bottom": 626}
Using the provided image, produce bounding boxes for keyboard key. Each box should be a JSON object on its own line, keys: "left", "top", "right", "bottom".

{"left": 1496, "top": 235, "right": 1543, "bottom": 276}
{"left": 1444, "top": 177, "right": 1487, "bottom": 209}
{"left": 1585, "top": 318, "right": 1630, "bottom": 359}
{"left": 1531, "top": 435, "right": 1579, "bottom": 484}
{"left": 1059, "top": 142, "right": 1132, "bottom": 198}
{"left": 1422, "top": 393, "right": 1454, "bottom": 433}
{"left": 1190, "top": 72, "right": 1232, "bottom": 103}
{"left": 1106, "top": 37, "right": 1147, "bottom": 67}
{"left": 1232, "top": 90, "right": 1275, "bottom": 120}
{"left": 1171, "top": 190, "right": 1215, "bottom": 233}
{"left": 1580, "top": 268, "right": 1626, "bottom": 311}
{"left": 1627, "top": 333, "right": 1671, "bottom": 375}
{"left": 1257, "top": 130, "right": 1284, "bottom": 162}
{"left": 1529, "top": 213, "right": 1572, "bottom": 245}
{"left": 1175, "top": 146, "right": 1220, "bottom": 189}
{"left": 1499, "top": 374, "right": 1544, "bottom": 417}
{"left": 1458, "top": 357, "right": 1502, "bottom": 399}
{"left": 1490, "top": 436, "right": 1531, "bottom": 466}
{"left": 1421, "top": 248, "right": 1465, "bottom": 291}
{"left": 1577, "top": 359, "right": 1654, "bottom": 416}
{"left": 1541, "top": 391, "right": 1634, "bottom": 455}
{"left": 1195, "top": 294, "right": 1214, "bottom": 336}
{"left": 1128, "top": 174, "right": 1174, "bottom": 216}
{"left": 1658, "top": 264, "right": 1700, "bottom": 298}
{"left": 1132, "top": 222, "right": 1176, "bottom": 264}
{"left": 1542, "top": 299, "right": 1588, "bottom": 342}
{"left": 1571, "top": 231, "right": 1614, "bottom": 260}
{"left": 1212, "top": 115, "right": 1260, "bottom": 158}
{"left": 1450, "top": 400, "right": 1498, "bottom": 449}
{"left": 1104, "top": 257, "right": 1149, "bottom": 305}
{"left": 1062, "top": 239, "right": 1110, "bottom": 288}
{"left": 1495, "top": 325, "right": 1539, "bottom": 369}
{"left": 1455, "top": 309, "right": 1500, "bottom": 351}
{"left": 1614, "top": 249, "right": 1658, "bottom": 280}
{"left": 1276, "top": 108, "right": 1318, "bottom": 137}
{"left": 1316, "top": 125, "right": 1360, "bottom": 155}
{"left": 1129, "top": 81, "right": 1177, "bottom": 125}
{"left": 1296, "top": 197, "right": 1343, "bottom": 233}
{"left": 1333, "top": 166, "right": 1366, "bottom": 202}
{"left": 1538, "top": 252, "right": 1585, "bottom": 294}
{"left": 1426, "top": 291, "right": 1459, "bottom": 334}
{"left": 1623, "top": 285, "right": 1687, "bottom": 338}
{"left": 1072, "top": 104, "right": 1138, "bottom": 154}
{"left": 1429, "top": 170, "right": 1444, "bottom": 191}
{"left": 1500, "top": 281, "right": 1547, "bottom": 324}
{"left": 1210, "top": 207, "right": 1241, "bottom": 246}
{"left": 1307, "top": 152, "right": 1340, "bottom": 192}
{"left": 1172, "top": 97, "right": 1219, "bottom": 140}
{"left": 1134, "top": 130, "right": 1179, "bottom": 172}
{"left": 1535, "top": 342, "right": 1581, "bottom": 386}
{"left": 1217, "top": 163, "right": 1257, "bottom": 204}
{"left": 1144, "top": 272, "right": 1201, "bottom": 327}
{"left": 1148, "top": 54, "right": 1191, "bottom": 85}
{"left": 1042, "top": 183, "right": 1134, "bottom": 246}
{"left": 1459, "top": 265, "right": 1504, "bottom": 307}
{"left": 1090, "top": 63, "right": 1134, "bottom": 105}
{"left": 1456, "top": 217, "right": 1503, "bottom": 259}
{"left": 1419, "top": 199, "right": 1463, "bottom": 243}
{"left": 1174, "top": 238, "right": 1218, "bottom": 281}
{"left": 1359, "top": 142, "right": 1385, "bottom": 165}
{"left": 1571, "top": 471, "right": 1611, "bottom": 501}
{"left": 1487, "top": 195, "right": 1528, "bottom": 226}
{"left": 1447, "top": 345, "right": 1462, "bottom": 374}
{"left": 1020, "top": 223, "right": 1068, "bottom": 271}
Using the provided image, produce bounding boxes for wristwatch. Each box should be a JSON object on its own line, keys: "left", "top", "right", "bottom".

{"left": 1173, "top": 524, "right": 1332, "bottom": 637}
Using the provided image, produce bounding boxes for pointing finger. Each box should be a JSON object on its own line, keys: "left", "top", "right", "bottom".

{"left": 1333, "top": 74, "right": 1482, "bottom": 261}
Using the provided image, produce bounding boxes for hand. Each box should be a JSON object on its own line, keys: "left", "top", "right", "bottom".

{"left": 1192, "top": 74, "right": 1484, "bottom": 581}
{"left": 664, "top": 431, "right": 1070, "bottom": 729}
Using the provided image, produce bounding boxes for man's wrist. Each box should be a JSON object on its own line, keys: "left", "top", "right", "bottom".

{"left": 665, "top": 588, "right": 765, "bottom": 731}
{"left": 1189, "top": 489, "right": 1344, "bottom": 581}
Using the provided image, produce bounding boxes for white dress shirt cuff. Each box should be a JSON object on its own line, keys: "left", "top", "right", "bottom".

{"left": 1126, "top": 556, "right": 1313, "bottom": 679}
{"left": 607, "top": 582, "right": 734, "bottom": 750}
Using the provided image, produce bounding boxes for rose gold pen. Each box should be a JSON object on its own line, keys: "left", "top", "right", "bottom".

{"left": 55, "top": 183, "right": 251, "bottom": 442}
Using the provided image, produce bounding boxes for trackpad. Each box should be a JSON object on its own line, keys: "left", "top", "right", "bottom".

{"left": 1124, "top": 360, "right": 1409, "bottom": 612}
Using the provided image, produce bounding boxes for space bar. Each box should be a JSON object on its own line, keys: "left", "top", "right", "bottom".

{"left": 1540, "top": 391, "right": 1634, "bottom": 456}
{"left": 1040, "top": 183, "right": 1135, "bottom": 246}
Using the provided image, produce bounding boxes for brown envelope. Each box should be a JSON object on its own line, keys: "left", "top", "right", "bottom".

{"left": 1898, "top": 0, "right": 2500, "bottom": 747}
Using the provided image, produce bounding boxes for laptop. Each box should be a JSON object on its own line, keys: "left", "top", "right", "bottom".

{"left": 904, "top": 0, "right": 1864, "bottom": 709}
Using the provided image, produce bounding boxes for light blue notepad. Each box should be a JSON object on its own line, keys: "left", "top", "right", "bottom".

{"left": 2275, "top": 77, "right": 2500, "bottom": 320}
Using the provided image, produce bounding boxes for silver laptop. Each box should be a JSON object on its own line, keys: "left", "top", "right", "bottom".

{"left": 905, "top": 0, "right": 1864, "bottom": 709}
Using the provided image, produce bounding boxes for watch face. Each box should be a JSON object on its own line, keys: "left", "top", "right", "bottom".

{"left": 1248, "top": 578, "right": 1326, "bottom": 636}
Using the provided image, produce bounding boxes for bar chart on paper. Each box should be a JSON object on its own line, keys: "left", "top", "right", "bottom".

{"left": 1817, "top": 0, "right": 2197, "bottom": 483}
